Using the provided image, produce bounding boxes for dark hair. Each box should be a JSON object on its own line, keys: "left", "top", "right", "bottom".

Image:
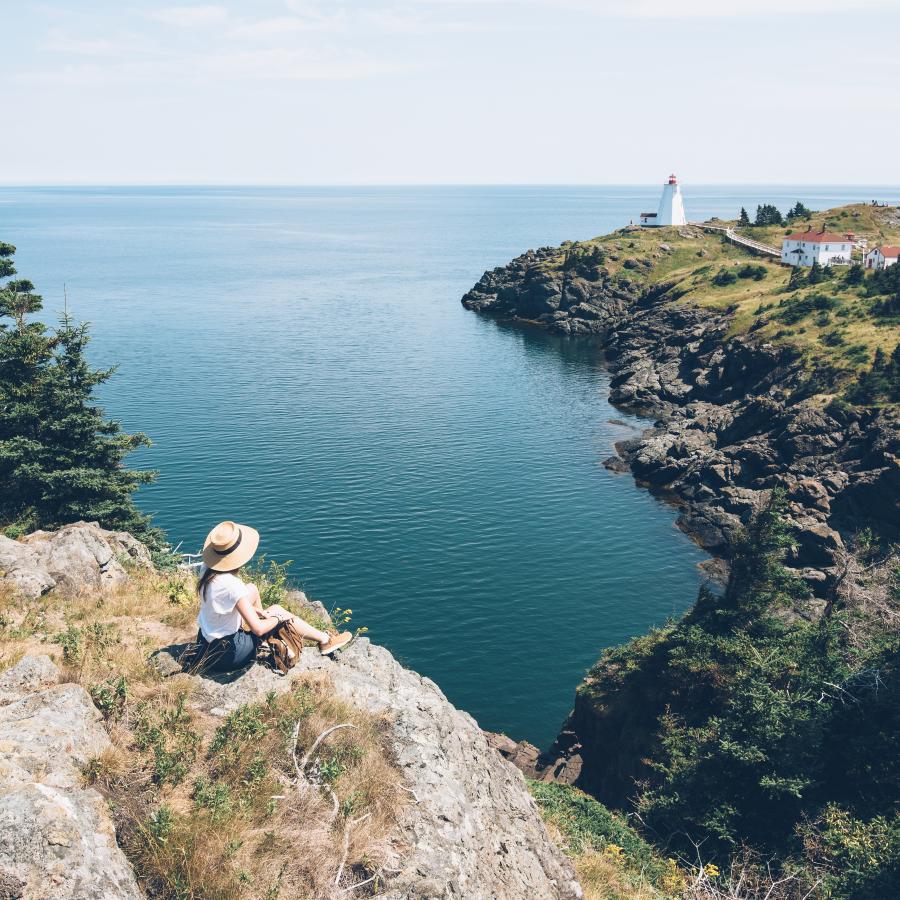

{"left": 197, "top": 565, "right": 242, "bottom": 600}
{"left": 197, "top": 567, "right": 217, "bottom": 600}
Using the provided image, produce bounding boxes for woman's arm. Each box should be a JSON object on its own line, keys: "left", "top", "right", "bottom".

{"left": 236, "top": 594, "right": 281, "bottom": 637}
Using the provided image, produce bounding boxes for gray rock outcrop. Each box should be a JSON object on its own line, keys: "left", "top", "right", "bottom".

{"left": 154, "top": 639, "right": 582, "bottom": 900}
{"left": 0, "top": 655, "right": 142, "bottom": 899}
{"left": 0, "top": 521, "right": 152, "bottom": 600}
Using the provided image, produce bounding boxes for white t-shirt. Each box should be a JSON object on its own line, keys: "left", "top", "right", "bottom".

{"left": 197, "top": 570, "right": 252, "bottom": 640}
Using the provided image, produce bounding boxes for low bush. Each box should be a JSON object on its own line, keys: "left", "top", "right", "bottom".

{"left": 578, "top": 494, "right": 900, "bottom": 895}
{"left": 737, "top": 264, "right": 768, "bottom": 281}
{"left": 712, "top": 268, "right": 738, "bottom": 286}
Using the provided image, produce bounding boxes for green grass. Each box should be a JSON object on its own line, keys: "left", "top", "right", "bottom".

{"left": 529, "top": 781, "right": 684, "bottom": 899}
{"left": 542, "top": 204, "right": 900, "bottom": 402}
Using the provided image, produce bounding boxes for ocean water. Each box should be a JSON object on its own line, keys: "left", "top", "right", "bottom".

{"left": 3, "top": 184, "right": 898, "bottom": 746}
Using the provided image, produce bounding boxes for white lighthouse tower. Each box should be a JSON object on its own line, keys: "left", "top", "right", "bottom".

{"left": 639, "top": 174, "right": 687, "bottom": 227}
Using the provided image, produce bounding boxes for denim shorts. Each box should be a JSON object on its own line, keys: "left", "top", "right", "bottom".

{"left": 196, "top": 629, "right": 260, "bottom": 674}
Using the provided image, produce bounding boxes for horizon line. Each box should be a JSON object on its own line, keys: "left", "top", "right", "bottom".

{"left": 2, "top": 182, "right": 900, "bottom": 190}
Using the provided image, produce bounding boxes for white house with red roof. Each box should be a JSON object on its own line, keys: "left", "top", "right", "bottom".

{"left": 780, "top": 226, "right": 855, "bottom": 267}
{"left": 864, "top": 246, "right": 900, "bottom": 270}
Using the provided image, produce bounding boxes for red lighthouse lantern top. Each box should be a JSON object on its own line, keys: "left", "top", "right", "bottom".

{"left": 668, "top": 173, "right": 678, "bottom": 185}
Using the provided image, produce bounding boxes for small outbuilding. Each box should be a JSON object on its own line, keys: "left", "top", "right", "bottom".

{"left": 865, "top": 246, "right": 900, "bottom": 270}
{"left": 780, "top": 226, "right": 855, "bottom": 267}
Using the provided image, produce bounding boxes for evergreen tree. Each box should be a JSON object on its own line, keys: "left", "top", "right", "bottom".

{"left": 788, "top": 266, "right": 806, "bottom": 290}
{"left": 807, "top": 260, "right": 826, "bottom": 284}
{"left": 0, "top": 243, "right": 159, "bottom": 542}
{"left": 738, "top": 207, "right": 750, "bottom": 227}
{"left": 754, "top": 203, "right": 784, "bottom": 227}
{"left": 787, "top": 201, "right": 812, "bottom": 221}
{"left": 846, "top": 262, "right": 865, "bottom": 285}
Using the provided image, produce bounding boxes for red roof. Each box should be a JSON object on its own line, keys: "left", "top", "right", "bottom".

{"left": 877, "top": 246, "right": 900, "bottom": 258}
{"left": 783, "top": 231, "right": 853, "bottom": 243}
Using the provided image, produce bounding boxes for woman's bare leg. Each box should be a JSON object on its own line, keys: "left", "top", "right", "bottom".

{"left": 286, "top": 617, "right": 329, "bottom": 646}
{"left": 265, "top": 602, "right": 329, "bottom": 645}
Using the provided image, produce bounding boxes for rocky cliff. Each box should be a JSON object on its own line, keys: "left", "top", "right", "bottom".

{"left": 0, "top": 523, "right": 582, "bottom": 900}
{"left": 463, "top": 242, "right": 899, "bottom": 593}
{"left": 462, "top": 228, "right": 899, "bottom": 801}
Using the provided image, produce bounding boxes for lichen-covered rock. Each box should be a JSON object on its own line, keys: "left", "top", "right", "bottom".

{"left": 154, "top": 640, "right": 582, "bottom": 900}
{"left": 0, "top": 655, "right": 142, "bottom": 899}
{"left": 0, "top": 521, "right": 151, "bottom": 600}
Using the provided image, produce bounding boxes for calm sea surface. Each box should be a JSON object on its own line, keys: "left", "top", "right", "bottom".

{"left": 3, "top": 185, "right": 898, "bottom": 745}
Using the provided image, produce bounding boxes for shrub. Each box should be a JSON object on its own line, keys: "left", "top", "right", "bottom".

{"left": 580, "top": 493, "right": 900, "bottom": 880}
{"left": 712, "top": 268, "right": 738, "bottom": 286}
{"left": 737, "top": 264, "right": 768, "bottom": 281}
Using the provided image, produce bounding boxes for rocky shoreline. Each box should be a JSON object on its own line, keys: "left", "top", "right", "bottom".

{"left": 463, "top": 240, "right": 899, "bottom": 793}
{"left": 462, "top": 245, "right": 899, "bottom": 599}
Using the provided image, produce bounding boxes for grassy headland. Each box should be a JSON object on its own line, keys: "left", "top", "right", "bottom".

{"left": 537, "top": 203, "right": 900, "bottom": 404}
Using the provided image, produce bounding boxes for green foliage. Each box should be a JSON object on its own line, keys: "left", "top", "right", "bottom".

{"left": 90, "top": 675, "right": 129, "bottom": 720}
{"left": 786, "top": 201, "right": 813, "bottom": 222}
{"left": 802, "top": 806, "right": 900, "bottom": 899}
{"left": 738, "top": 207, "right": 751, "bottom": 227}
{"left": 776, "top": 291, "right": 838, "bottom": 325}
{"left": 866, "top": 258, "right": 900, "bottom": 298}
{"left": 530, "top": 781, "right": 664, "bottom": 869}
{"left": 737, "top": 263, "right": 768, "bottom": 281}
{"left": 0, "top": 242, "right": 161, "bottom": 544}
{"left": 245, "top": 555, "right": 293, "bottom": 608}
{"left": 53, "top": 621, "right": 119, "bottom": 665}
{"left": 865, "top": 263, "right": 900, "bottom": 317}
{"left": 583, "top": 494, "right": 900, "bottom": 886}
{"left": 787, "top": 266, "right": 807, "bottom": 291}
{"left": 844, "top": 343, "right": 900, "bottom": 405}
{"left": 712, "top": 267, "right": 738, "bottom": 286}
{"left": 807, "top": 260, "right": 830, "bottom": 285}
{"left": 755, "top": 204, "right": 784, "bottom": 226}
{"left": 134, "top": 694, "right": 200, "bottom": 787}
{"left": 192, "top": 776, "right": 234, "bottom": 823}
{"left": 845, "top": 263, "right": 865, "bottom": 285}
{"left": 148, "top": 805, "right": 174, "bottom": 843}
{"left": 529, "top": 781, "right": 679, "bottom": 893}
{"left": 210, "top": 703, "right": 272, "bottom": 753}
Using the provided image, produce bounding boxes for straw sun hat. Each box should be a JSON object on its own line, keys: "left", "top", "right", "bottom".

{"left": 202, "top": 521, "right": 260, "bottom": 572}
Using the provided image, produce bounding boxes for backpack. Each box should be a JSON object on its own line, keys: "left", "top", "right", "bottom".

{"left": 265, "top": 619, "right": 304, "bottom": 673}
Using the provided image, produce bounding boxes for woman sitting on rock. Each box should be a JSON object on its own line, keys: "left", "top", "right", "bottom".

{"left": 194, "top": 520, "right": 351, "bottom": 674}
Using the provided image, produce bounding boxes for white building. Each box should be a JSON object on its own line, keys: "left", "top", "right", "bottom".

{"left": 865, "top": 246, "right": 900, "bottom": 270}
{"left": 780, "top": 228, "right": 855, "bottom": 267}
{"left": 639, "top": 174, "right": 687, "bottom": 227}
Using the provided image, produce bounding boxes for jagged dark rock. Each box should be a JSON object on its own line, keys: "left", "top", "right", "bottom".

{"left": 461, "top": 241, "right": 899, "bottom": 807}
{"left": 461, "top": 250, "right": 899, "bottom": 597}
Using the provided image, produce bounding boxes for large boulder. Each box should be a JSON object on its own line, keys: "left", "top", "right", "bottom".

{"left": 0, "top": 655, "right": 142, "bottom": 899}
{"left": 0, "top": 522, "right": 151, "bottom": 600}
{"left": 153, "top": 639, "right": 582, "bottom": 900}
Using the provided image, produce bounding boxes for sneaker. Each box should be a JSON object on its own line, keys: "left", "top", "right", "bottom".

{"left": 319, "top": 631, "right": 353, "bottom": 656}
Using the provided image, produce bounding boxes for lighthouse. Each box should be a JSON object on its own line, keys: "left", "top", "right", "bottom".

{"left": 639, "top": 174, "right": 687, "bottom": 228}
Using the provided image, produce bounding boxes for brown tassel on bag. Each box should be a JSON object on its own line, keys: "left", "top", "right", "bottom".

{"left": 265, "top": 622, "right": 300, "bottom": 673}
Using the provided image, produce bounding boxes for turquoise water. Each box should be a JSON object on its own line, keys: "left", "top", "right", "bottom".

{"left": 3, "top": 185, "right": 898, "bottom": 746}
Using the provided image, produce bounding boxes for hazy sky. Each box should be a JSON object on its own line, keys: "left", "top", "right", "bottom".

{"left": 6, "top": 0, "right": 899, "bottom": 185}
